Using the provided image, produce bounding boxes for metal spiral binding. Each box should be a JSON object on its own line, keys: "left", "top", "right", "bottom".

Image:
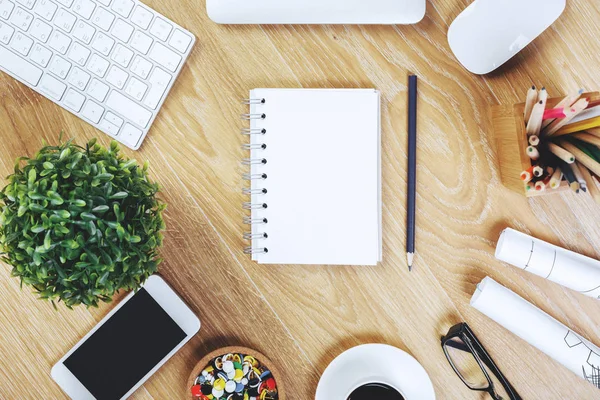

{"left": 243, "top": 188, "right": 267, "bottom": 195}
{"left": 242, "top": 143, "right": 267, "bottom": 150}
{"left": 242, "top": 158, "right": 267, "bottom": 165}
{"left": 242, "top": 98, "right": 266, "bottom": 105}
{"left": 241, "top": 113, "right": 266, "bottom": 120}
{"left": 243, "top": 232, "right": 268, "bottom": 240}
{"left": 243, "top": 202, "right": 267, "bottom": 210}
{"left": 243, "top": 173, "right": 267, "bottom": 180}
{"left": 244, "top": 247, "right": 268, "bottom": 254}
{"left": 242, "top": 98, "right": 268, "bottom": 255}
{"left": 243, "top": 216, "right": 268, "bottom": 224}
{"left": 241, "top": 128, "right": 266, "bottom": 135}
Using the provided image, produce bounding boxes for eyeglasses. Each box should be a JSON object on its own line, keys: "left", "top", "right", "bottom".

{"left": 441, "top": 323, "right": 521, "bottom": 400}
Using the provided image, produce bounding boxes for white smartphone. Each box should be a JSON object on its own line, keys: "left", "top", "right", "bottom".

{"left": 51, "top": 275, "right": 201, "bottom": 400}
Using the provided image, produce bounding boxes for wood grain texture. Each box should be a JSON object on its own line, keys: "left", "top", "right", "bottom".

{"left": 1, "top": 0, "right": 600, "bottom": 399}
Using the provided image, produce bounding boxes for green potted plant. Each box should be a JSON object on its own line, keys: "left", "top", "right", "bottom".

{"left": 0, "top": 138, "right": 166, "bottom": 308}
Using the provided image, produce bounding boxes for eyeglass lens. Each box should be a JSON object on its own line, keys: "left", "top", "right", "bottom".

{"left": 444, "top": 336, "right": 510, "bottom": 400}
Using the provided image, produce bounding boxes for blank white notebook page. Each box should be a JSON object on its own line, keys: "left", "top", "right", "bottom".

{"left": 248, "top": 88, "right": 382, "bottom": 265}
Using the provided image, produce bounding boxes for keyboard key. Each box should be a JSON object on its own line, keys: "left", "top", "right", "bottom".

{"left": 15, "top": 0, "right": 34, "bottom": 10}
{"left": 142, "top": 67, "right": 170, "bottom": 109}
{"left": 30, "top": 18, "right": 52, "bottom": 42}
{"left": 48, "top": 55, "right": 71, "bottom": 78}
{"left": 130, "top": 6, "right": 152, "bottom": 29}
{"left": 0, "top": 20, "right": 14, "bottom": 44}
{"left": 81, "top": 99, "right": 104, "bottom": 123}
{"left": 149, "top": 17, "right": 171, "bottom": 41}
{"left": 0, "top": 46, "right": 42, "bottom": 85}
{"left": 148, "top": 42, "right": 180, "bottom": 72}
{"left": 0, "top": 0, "right": 14, "bottom": 19}
{"left": 169, "top": 29, "right": 192, "bottom": 53}
{"left": 105, "top": 64, "right": 127, "bottom": 88}
{"left": 119, "top": 123, "right": 143, "bottom": 148}
{"left": 68, "top": 42, "right": 90, "bottom": 65}
{"left": 130, "top": 55, "right": 151, "bottom": 79}
{"left": 130, "top": 30, "right": 151, "bottom": 54}
{"left": 68, "top": 66, "right": 90, "bottom": 90}
{"left": 91, "top": 31, "right": 114, "bottom": 55}
{"left": 48, "top": 30, "right": 71, "bottom": 54}
{"left": 111, "top": 19, "right": 132, "bottom": 42}
{"left": 124, "top": 76, "right": 146, "bottom": 100}
{"left": 55, "top": 0, "right": 73, "bottom": 6}
{"left": 105, "top": 111, "right": 123, "bottom": 127}
{"left": 87, "top": 78, "right": 108, "bottom": 101}
{"left": 30, "top": 42, "right": 51, "bottom": 66}
{"left": 34, "top": 0, "right": 57, "bottom": 21}
{"left": 72, "top": 20, "right": 95, "bottom": 44}
{"left": 10, "top": 31, "right": 33, "bottom": 56}
{"left": 54, "top": 9, "right": 76, "bottom": 32}
{"left": 111, "top": 0, "right": 133, "bottom": 18}
{"left": 86, "top": 53, "right": 109, "bottom": 76}
{"left": 106, "top": 91, "right": 151, "bottom": 128}
{"left": 10, "top": 7, "right": 33, "bottom": 31}
{"left": 91, "top": 7, "right": 114, "bottom": 31}
{"left": 39, "top": 74, "right": 67, "bottom": 100}
{"left": 63, "top": 88, "right": 85, "bottom": 111}
{"left": 99, "top": 118, "right": 120, "bottom": 137}
{"left": 110, "top": 43, "right": 132, "bottom": 67}
{"left": 73, "top": 0, "right": 95, "bottom": 19}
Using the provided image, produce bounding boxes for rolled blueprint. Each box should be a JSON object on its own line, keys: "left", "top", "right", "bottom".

{"left": 471, "top": 277, "right": 600, "bottom": 389}
{"left": 496, "top": 228, "right": 600, "bottom": 299}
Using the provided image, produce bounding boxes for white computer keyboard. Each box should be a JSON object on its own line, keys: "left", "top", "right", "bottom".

{"left": 0, "top": 0, "right": 195, "bottom": 150}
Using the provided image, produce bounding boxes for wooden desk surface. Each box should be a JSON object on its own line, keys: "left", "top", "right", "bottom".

{"left": 2, "top": 0, "right": 600, "bottom": 399}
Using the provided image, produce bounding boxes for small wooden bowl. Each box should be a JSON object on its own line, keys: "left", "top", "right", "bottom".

{"left": 187, "top": 346, "right": 286, "bottom": 400}
{"left": 492, "top": 92, "right": 600, "bottom": 197}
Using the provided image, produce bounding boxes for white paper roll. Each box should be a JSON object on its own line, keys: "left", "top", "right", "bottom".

{"left": 496, "top": 228, "right": 600, "bottom": 299}
{"left": 471, "top": 277, "right": 600, "bottom": 389}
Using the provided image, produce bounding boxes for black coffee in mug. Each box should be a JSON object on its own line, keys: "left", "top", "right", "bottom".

{"left": 347, "top": 382, "right": 404, "bottom": 400}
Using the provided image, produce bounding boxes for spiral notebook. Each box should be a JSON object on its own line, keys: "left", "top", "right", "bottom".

{"left": 242, "top": 89, "right": 382, "bottom": 265}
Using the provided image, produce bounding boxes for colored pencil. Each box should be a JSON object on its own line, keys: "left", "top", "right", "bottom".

{"left": 578, "top": 162, "right": 600, "bottom": 205}
{"left": 571, "top": 132, "right": 600, "bottom": 148}
{"left": 541, "top": 89, "right": 584, "bottom": 129}
{"left": 544, "top": 98, "right": 589, "bottom": 136}
{"left": 587, "top": 99, "right": 600, "bottom": 109}
{"left": 569, "top": 105, "right": 600, "bottom": 125}
{"left": 549, "top": 167, "right": 563, "bottom": 189}
{"left": 526, "top": 101, "right": 545, "bottom": 136}
{"left": 570, "top": 162, "right": 588, "bottom": 192}
{"left": 407, "top": 75, "right": 417, "bottom": 272}
{"left": 559, "top": 161, "right": 580, "bottom": 193}
{"left": 543, "top": 108, "right": 566, "bottom": 120}
{"left": 527, "top": 146, "right": 540, "bottom": 160}
{"left": 548, "top": 143, "right": 575, "bottom": 164}
{"left": 538, "top": 87, "right": 548, "bottom": 110}
{"left": 533, "top": 165, "right": 545, "bottom": 177}
{"left": 587, "top": 127, "right": 600, "bottom": 137}
{"left": 524, "top": 85, "right": 537, "bottom": 122}
{"left": 529, "top": 135, "right": 540, "bottom": 146}
{"left": 555, "top": 116, "right": 600, "bottom": 136}
{"left": 559, "top": 140, "right": 600, "bottom": 177}
{"left": 520, "top": 166, "right": 535, "bottom": 182}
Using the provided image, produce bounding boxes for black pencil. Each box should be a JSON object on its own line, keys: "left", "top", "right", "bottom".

{"left": 407, "top": 75, "right": 418, "bottom": 271}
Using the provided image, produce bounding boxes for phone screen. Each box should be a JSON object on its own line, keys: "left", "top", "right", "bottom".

{"left": 63, "top": 288, "right": 187, "bottom": 400}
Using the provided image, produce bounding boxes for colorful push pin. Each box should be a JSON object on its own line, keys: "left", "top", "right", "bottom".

{"left": 191, "top": 384, "right": 203, "bottom": 397}
{"left": 225, "top": 380, "right": 237, "bottom": 393}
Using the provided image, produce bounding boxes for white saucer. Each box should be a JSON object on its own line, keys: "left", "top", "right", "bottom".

{"left": 315, "top": 344, "right": 436, "bottom": 400}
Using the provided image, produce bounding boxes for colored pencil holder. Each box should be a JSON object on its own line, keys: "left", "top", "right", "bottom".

{"left": 187, "top": 346, "right": 285, "bottom": 400}
{"left": 492, "top": 92, "right": 600, "bottom": 197}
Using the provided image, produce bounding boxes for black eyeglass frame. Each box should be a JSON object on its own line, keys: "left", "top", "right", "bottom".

{"left": 441, "top": 323, "right": 522, "bottom": 400}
